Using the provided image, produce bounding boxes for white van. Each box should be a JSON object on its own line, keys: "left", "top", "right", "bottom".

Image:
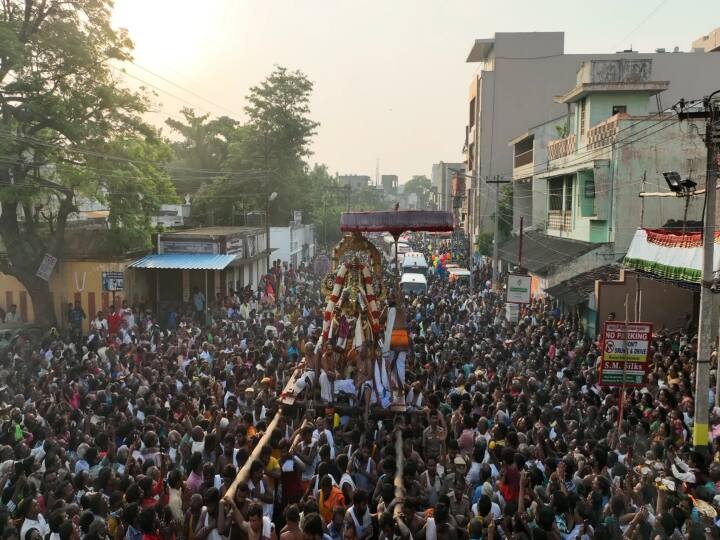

{"left": 402, "top": 252, "right": 428, "bottom": 278}
{"left": 449, "top": 267, "right": 471, "bottom": 286}
{"left": 400, "top": 273, "right": 428, "bottom": 295}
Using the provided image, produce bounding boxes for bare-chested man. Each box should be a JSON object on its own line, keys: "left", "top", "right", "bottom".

{"left": 279, "top": 505, "right": 303, "bottom": 540}
{"left": 291, "top": 342, "right": 317, "bottom": 397}
{"left": 318, "top": 349, "right": 336, "bottom": 403}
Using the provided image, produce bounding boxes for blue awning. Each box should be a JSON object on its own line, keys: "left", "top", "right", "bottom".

{"left": 129, "top": 253, "right": 236, "bottom": 270}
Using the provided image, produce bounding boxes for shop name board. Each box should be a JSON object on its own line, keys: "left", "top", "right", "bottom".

{"left": 600, "top": 321, "right": 652, "bottom": 386}
{"left": 158, "top": 240, "right": 218, "bottom": 254}
{"left": 225, "top": 237, "right": 245, "bottom": 257}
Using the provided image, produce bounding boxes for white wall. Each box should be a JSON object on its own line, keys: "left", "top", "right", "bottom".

{"left": 270, "top": 225, "right": 316, "bottom": 266}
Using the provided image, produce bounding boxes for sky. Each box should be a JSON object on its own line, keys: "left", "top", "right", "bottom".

{"left": 111, "top": 0, "right": 718, "bottom": 184}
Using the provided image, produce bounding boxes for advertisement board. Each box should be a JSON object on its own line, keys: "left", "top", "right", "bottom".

{"left": 600, "top": 321, "right": 653, "bottom": 386}
{"left": 102, "top": 272, "right": 124, "bottom": 292}
{"left": 506, "top": 274, "right": 532, "bottom": 304}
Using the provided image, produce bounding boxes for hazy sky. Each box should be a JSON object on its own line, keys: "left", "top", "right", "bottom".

{"left": 112, "top": 0, "right": 717, "bottom": 183}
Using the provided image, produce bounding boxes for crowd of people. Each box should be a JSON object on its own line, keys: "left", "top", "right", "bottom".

{"left": 0, "top": 238, "right": 718, "bottom": 540}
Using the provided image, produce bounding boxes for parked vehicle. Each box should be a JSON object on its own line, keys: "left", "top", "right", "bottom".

{"left": 401, "top": 251, "right": 428, "bottom": 278}
{"left": 400, "top": 272, "right": 428, "bottom": 295}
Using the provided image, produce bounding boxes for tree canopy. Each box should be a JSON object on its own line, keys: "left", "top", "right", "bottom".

{"left": 0, "top": 0, "right": 176, "bottom": 324}
{"left": 403, "top": 175, "right": 433, "bottom": 208}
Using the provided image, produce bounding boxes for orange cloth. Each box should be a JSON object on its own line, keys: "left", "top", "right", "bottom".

{"left": 319, "top": 486, "right": 345, "bottom": 524}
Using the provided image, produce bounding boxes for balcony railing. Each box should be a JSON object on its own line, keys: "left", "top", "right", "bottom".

{"left": 514, "top": 149, "right": 533, "bottom": 168}
{"left": 547, "top": 134, "right": 576, "bottom": 161}
{"left": 587, "top": 115, "right": 622, "bottom": 150}
{"left": 547, "top": 211, "right": 573, "bottom": 231}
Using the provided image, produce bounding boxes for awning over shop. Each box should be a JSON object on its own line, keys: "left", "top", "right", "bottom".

{"left": 129, "top": 253, "right": 236, "bottom": 270}
{"left": 497, "top": 231, "right": 599, "bottom": 275}
{"left": 545, "top": 264, "right": 621, "bottom": 305}
{"left": 624, "top": 228, "right": 720, "bottom": 284}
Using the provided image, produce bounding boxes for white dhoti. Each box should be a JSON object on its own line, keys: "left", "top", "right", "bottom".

{"left": 319, "top": 369, "right": 333, "bottom": 402}
{"left": 293, "top": 370, "right": 316, "bottom": 395}
{"left": 334, "top": 379, "right": 357, "bottom": 396}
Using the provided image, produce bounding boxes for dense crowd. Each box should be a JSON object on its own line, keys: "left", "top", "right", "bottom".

{"left": 0, "top": 241, "right": 718, "bottom": 540}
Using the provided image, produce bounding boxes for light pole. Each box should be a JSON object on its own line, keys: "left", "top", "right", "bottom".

{"left": 266, "top": 191, "right": 278, "bottom": 275}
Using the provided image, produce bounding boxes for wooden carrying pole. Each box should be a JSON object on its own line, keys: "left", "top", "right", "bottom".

{"left": 223, "top": 368, "right": 301, "bottom": 502}
{"left": 223, "top": 411, "right": 283, "bottom": 503}
{"left": 393, "top": 429, "right": 405, "bottom": 519}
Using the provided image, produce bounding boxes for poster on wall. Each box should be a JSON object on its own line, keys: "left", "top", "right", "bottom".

{"left": 102, "top": 272, "right": 124, "bottom": 292}
{"left": 246, "top": 235, "right": 257, "bottom": 257}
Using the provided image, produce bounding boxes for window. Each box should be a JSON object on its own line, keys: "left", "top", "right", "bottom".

{"left": 584, "top": 178, "right": 596, "bottom": 199}
{"left": 549, "top": 178, "right": 564, "bottom": 211}
{"left": 564, "top": 176, "right": 573, "bottom": 210}
{"left": 469, "top": 97, "right": 476, "bottom": 128}
{"left": 580, "top": 98, "right": 587, "bottom": 135}
{"left": 612, "top": 105, "right": 627, "bottom": 116}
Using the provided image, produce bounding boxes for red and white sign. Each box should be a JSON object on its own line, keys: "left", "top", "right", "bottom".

{"left": 600, "top": 321, "right": 653, "bottom": 386}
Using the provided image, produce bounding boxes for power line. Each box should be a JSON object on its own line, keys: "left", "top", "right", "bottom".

{"left": 613, "top": 0, "right": 671, "bottom": 51}
{"left": 0, "top": 129, "right": 273, "bottom": 176}
{"left": 128, "top": 62, "right": 243, "bottom": 119}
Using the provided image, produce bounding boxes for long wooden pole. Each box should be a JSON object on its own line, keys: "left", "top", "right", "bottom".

{"left": 223, "top": 368, "right": 301, "bottom": 503}
{"left": 393, "top": 429, "right": 405, "bottom": 519}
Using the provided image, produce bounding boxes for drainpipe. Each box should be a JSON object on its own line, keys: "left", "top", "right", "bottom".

{"left": 608, "top": 158, "right": 616, "bottom": 243}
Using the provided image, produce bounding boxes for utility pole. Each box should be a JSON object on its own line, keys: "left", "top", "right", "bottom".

{"left": 695, "top": 90, "right": 719, "bottom": 449}
{"left": 488, "top": 175, "right": 510, "bottom": 290}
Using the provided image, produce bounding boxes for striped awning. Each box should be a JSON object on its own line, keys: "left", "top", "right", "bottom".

{"left": 129, "top": 253, "right": 236, "bottom": 270}
{"left": 624, "top": 228, "right": 720, "bottom": 284}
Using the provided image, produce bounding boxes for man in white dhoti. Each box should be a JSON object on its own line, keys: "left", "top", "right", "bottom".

{"left": 291, "top": 342, "right": 317, "bottom": 397}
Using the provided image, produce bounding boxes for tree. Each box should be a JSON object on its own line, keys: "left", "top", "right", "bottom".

{"left": 403, "top": 175, "right": 433, "bottom": 208}
{"left": 165, "top": 108, "right": 240, "bottom": 195}
{"left": 223, "top": 66, "right": 319, "bottom": 225}
{"left": 0, "top": 0, "right": 176, "bottom": 326}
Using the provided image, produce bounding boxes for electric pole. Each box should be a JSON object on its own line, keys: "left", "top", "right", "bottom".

{"left": 694, "top": 90, "right": 719, "bottom": 450}
{"left": 488, "top": 175, "right": 510, "bottom": 290}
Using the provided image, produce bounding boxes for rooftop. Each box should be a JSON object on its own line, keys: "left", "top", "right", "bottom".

{"left": 497, "top": 231, "right": 601, "bottom": 275}
{"left": 160, "top": 226, "right": 264, "bottom": 238}
{"left": 466, "top": 38, "right": 494, "bottom": 62}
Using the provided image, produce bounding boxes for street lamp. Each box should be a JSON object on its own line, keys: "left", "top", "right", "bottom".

{"left": 266, "top": 191, "right": 278, "bottom": 274}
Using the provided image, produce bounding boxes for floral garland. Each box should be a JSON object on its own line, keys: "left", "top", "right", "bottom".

{"left": 321, "top": 262, "right": 381, "bottom": 345}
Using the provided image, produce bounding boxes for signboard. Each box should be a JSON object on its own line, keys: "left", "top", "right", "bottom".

{"left": 600, "top": 321, "right": 653, "bottom": 386}
{"left": 506, "top": 274, "right": 532, "bottom": 304}
{"left": 246, "top": 235, "right": 257, "bottom": 258}
{"left": 102, "top": 272, "right": 124, "bottom": 292}
{"left": 158, "top": 240, "right": 218, "bottom": 254}
{"left": 36, "top": 254, "right": 57, "bottom": 281}
{"left": 225, "top": 237, "right": 245, "bottom": 257}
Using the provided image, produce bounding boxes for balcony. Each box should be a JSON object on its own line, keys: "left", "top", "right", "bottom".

{"left": 514, "top": 149, "right": 533, "bottom": 168}
{"left": 587, "top": 114, "right": 623, "bottom": 149}
{"left": 547, "top": 134, "right": 576, "bottom": 161}
{"left": 511, "top": 134, "right": 535, "bottom": 180}
{"left": 547, "top": 211, "right": 573, "bottom": 232}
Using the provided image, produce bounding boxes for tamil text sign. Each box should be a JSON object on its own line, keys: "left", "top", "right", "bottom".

{"left": 600, "top": 321, "right": 652, "bottom": 386}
